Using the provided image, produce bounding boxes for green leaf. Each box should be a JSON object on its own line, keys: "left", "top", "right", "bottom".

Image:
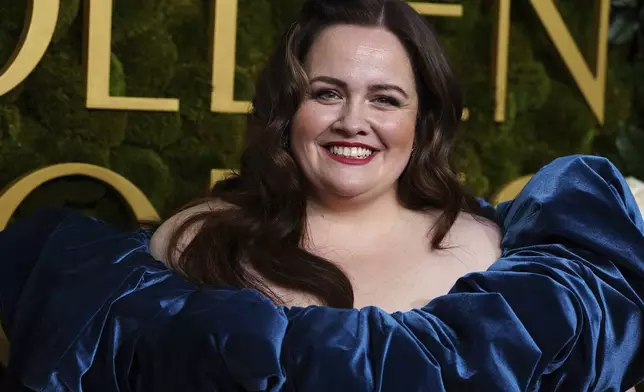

{"left": 608, "top": 16, "right": 639, "bottom": 44}
{"left": 616, "top": 126, "right": 644, "bottom": 179}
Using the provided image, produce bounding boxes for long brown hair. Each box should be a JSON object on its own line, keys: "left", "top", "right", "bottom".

{"left": 163, "top": 0, "right": 484, "bottom": 308}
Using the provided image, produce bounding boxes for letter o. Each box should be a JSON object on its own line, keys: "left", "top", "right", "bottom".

{"left": 0, "top": 163, "right": 160, "bottom": 230}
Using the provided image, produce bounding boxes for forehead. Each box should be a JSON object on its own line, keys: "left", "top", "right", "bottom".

{"left": 304, "top": 25, "right": 415, "bottom": 85}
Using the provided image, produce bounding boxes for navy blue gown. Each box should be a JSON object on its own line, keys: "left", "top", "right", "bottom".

{"left": 1, "top": 155, "right": 644, "bottom": 391}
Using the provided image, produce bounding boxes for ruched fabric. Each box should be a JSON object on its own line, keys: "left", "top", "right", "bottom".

{"left": 1, "top": 155, "right": 644, "bottom": 391}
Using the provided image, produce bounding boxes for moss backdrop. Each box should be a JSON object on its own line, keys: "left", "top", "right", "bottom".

{"left": 0, "top": 0, "right": 642, "bottom": 227}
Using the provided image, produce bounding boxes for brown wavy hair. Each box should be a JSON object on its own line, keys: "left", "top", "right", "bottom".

{"left": 163, "top": 0, "right": 484, "bottom": 308}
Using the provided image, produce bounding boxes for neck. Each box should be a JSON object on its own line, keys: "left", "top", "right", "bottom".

{"left": 306, "top": 188, "right": 406, "bottom": 231}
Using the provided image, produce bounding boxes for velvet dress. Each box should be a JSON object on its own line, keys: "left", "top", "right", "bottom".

{"left": 1, "top": 155, "right": 644, "bottom": 391}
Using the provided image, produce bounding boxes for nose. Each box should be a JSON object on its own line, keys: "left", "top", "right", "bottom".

{"left": 332, "top": 100, "right": 369, "bottom": 136}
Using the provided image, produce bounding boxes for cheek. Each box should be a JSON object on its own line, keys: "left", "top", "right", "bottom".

{"left": 291, "top": 103, "right": 334, "bottom": 143}
{"left": 378, "top": 115, "right": 416, "bottom": 149}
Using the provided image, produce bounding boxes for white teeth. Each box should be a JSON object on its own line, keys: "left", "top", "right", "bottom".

{"left": 327, "top": 145, "right": 374, "bottom": 159}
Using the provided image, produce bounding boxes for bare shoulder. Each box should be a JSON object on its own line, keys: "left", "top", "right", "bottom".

{"left": 452, "top": 212, "right": 502, "bottom": 242}
{"left": 149, "top": 199, "right": 233, "bottom": 263}
{"left": 448, "top": 212, "right": 502, "bottom": 267}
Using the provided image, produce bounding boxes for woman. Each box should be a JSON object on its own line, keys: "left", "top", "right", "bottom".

{"left": 1, "top": 0, "right": 644, "bottom": 391}
{"left": 150, "top": 0, "right": 501, "bottom": 313}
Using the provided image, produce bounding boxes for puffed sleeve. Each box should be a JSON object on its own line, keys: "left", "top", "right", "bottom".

{"left": 278, "top": 155, "right": 644, "bottom": 391}
{"left": 0, "top": 208, "right": 73, "bottom": 339}
{"left": 1, "top": 155, "right": 644, "bottom": 391}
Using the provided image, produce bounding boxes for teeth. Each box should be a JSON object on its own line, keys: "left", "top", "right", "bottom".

{"left": 328, "top": 145, "right": 374, "bottom": 159}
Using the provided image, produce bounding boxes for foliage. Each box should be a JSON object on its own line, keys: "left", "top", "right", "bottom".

{"left": 609, "top": 0, "right": 644, "bottom": 59}
{"left": 610, "top": 0, "right": 644, "bottom": 180}
{"left": 0, "top": 0, "right": 641, "bottom": 226}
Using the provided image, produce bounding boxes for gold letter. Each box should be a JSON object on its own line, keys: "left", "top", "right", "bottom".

{"left": 530, "top": 0, "right": 609, "bottom": 124}
{"left": 85, "top": 0, "right": 179, "bottom": 111}
{"left": 492, "top": 0, "right": 609, "bottom": 124}
{"left": 493, "top": 175, "right": 533, "bottom": 205}
{"left": 408, "top": 2, "right": 463, "bottom": 17}
{"left": 492, "top": 0, "right": 511, "bottom": 122}
{"left": 0, "top": 0, "right": 59, "bottom": 96}
{"left": 211, "top": 0, "right": 251, "bottom": 113}
{"left": 0, "top": 163, "right": 160, "bottom": 230}
{"left": 210, "top": 169, "right": 234, "bottom": 190}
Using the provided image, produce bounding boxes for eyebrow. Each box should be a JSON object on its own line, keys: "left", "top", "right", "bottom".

{"left": 309, "top": 76, "right": 409, "bottom": 99}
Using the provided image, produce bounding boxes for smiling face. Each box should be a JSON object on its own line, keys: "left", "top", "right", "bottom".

{"left": 290, "top": 24, "right": 419, "bottom": 207}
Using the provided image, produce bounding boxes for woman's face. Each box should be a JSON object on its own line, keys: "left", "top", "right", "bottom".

{"left": 291, "top": 24, "right": 419, "bottom": 206}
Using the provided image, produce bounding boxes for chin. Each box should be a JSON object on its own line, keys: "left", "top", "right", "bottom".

{"left": 324, "top": 181, "right": 374, "bottom": 199}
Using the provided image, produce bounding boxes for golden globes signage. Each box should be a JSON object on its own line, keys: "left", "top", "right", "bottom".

{"left": 0, "top": 0, "right": 609, "bottom": 229}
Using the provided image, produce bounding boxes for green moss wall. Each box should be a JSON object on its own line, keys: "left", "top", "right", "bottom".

{"left": 0, "top": 0, "right": 642, "bottom": 226}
